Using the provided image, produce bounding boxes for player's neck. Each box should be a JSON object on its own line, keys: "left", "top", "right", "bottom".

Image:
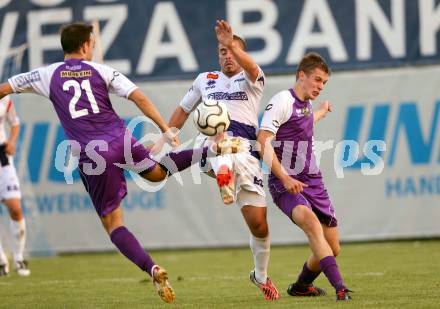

{"left": 64, "top": 52, "right": 86, "bottom": 61}
{"left": 293, "top": 85, "right": 307, "bottom": 101}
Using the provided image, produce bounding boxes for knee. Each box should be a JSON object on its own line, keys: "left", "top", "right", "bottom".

{"left": 10, "top": 209, "right": 23, "bottom": 221}
{"left": 250, "top": 220, "right": 268, "bottom": 238}
{"left": 6, "top": 200, "right": 23, "bottom": 221}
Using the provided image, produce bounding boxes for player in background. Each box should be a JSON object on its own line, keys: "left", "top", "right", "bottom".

{"left": 167, "top": 20, "right": 280, "bottom": 301}
{"left": 0, "top": 95, "right": 30, "bottom": 277}
{"left": 0, "top": 22, "right": 237, "bottom": 303}
{"left": 257, "top": 52, "right": 352, "bottom": 301}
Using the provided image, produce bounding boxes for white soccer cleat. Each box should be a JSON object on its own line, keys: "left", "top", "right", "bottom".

{"left": 15, "top": 260, "right": 31, "bottom": 277}
{"left": 151, "top": 265, "right": 175, "bottom": 303}
{"left": 0, "top": 263, "right": 9, "bottom": 277}
{"left": 216, "top": 164, "right": 235, "bottom": 205}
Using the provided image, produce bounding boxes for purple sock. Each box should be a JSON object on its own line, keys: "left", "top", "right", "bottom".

{"left": 160, "top": 147, "right": 209, "bottom": 175}
{"left": 319, "top": 256, "right": 345, "bottom": 291}
{"left": 110, "top": 226, "right": 155, "bottom": 276}
{"left": 296, "top": 262, "right": 321, "bottom": 285}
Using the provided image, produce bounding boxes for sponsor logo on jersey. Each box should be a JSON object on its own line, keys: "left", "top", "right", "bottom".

{"left": 234, "top": 78, "right": 245, "bottom": 83}
{"left": 207, "top": 73, "right": 219, "bottom": 79}
{"left": 265, "top": 104, "right": 273, "bottom": 111}
{"left": 14, "top": 71, "right": 41, "bottom": 87}
{"left": 207, "top": 91, "right": 248, "bottom": 101}
{"left": 60, "top": 70, "right": 92, "bottom": 78}
{"left": 296, "top": 107, "right": 311, "bottom": 117}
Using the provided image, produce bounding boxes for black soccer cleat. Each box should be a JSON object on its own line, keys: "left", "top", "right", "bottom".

{"left": 336, "top": 288, "right": 353, "bottom": 301}
{"left": 287, "top": 282, "right": 327, "bottom": 296}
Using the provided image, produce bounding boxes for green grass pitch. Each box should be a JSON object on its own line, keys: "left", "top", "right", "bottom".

{"left": 1, "top": 240, "right": 439, "bottom": 308}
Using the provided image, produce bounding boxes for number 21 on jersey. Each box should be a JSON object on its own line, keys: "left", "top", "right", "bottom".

{"left": 63, "top": 79, "right": 100, "bottom": 119}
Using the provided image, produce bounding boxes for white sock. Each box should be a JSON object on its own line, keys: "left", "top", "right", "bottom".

{"left": 9, "top": 218, "right": 26, "bottom": 262}
{"left": 0, "top": 236, "right": 7, "bottom": 265}
{"left": 250, "top": 234, "right": 270, "bottom": 284}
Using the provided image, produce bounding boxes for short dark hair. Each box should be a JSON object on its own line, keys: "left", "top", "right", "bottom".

{"left": 296, "top": 52, "right": 331, "bottom": 80}
{"left": 233, "top": 35, "right": 247, "bottom": 51}
{"left": 60, "top": 22, "right": 93, "bottom": 54}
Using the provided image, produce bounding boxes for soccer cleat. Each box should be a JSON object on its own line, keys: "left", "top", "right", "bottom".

{"left": 216, "top": 164, "right": 235, "bottom": 205}
{"left": 0, "top": 263, "right": 9, "bottom": 276}
{"left": 336, "top": 288, "right": 353, "bottom": 301}
{"left": 151, "top": 265, "right": 175, "bottom": 303}
{"left": 249, "top": 270, "right": 280, "bottom": 301}
{"left": 287, "top": 282, "right": 327, "bottom": 296}
{"left": 214, "top": 137, "right": 243, "bottom": 155}
{"left": 14, "top": 260, "right": 31, "bottom": 277}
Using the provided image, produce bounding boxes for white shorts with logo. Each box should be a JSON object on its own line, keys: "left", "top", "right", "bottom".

{"left": 196, "top": 135, "right": 266, "bottom": 208}
{"left": 0, "top": 161, "right": 21, "bottom": 201}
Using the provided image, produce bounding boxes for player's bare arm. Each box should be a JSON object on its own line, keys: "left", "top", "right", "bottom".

{"left": 215, "top": 20, "right": 259, "bottom": 82}
{"left": 257, "top": 129, "right": 307, "bottom": 194}
{"left": 5, "top": 124, "right": 19, "bottom": 155}
{"left": 314, "top": 100, "right": 332, "bottom": 124}
{"left": 0, "top": 83, "right": 13, "bottom": 100}
{"left": 168, "top": 106, "right": 190, "bottom": 130}
{"left": 128, "top": 89, "right": 178, "bottom": 144}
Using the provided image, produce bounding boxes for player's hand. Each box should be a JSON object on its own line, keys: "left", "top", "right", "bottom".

{"left": 150, "top": 129, "right": 180, "bottom": 155}
{"left": 4, "top": 140, "right": 16, "bottom": 155}
{"left": 319, "top": 100, "right": 332, "bottom": 116}
{"left": 281, "top": 175, "right": 308, "bottom": 195}
{"left": 215, "top": 19, "right": 233, "bottom": 48}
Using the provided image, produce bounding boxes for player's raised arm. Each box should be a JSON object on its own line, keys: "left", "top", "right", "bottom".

{"left": 215, "top": 20, "right": 259, "bottom": 83}
{"left": 0, "top": 83, "right": 13, "bottom": 100}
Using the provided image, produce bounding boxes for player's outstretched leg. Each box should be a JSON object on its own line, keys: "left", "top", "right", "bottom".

{"left": 151, "top": 265, "right": 176, "bottom": 303}
{"left": 216, "top": 164, "right": 235, "bottom": 204}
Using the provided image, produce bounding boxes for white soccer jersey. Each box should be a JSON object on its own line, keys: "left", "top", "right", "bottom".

{"left": 0, "top": 95, "right": 20, "bottom": 145}
{"left": 180, "top": 68, "right": 265, "bottom": 131}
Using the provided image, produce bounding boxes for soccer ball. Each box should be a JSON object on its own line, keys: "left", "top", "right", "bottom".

{"left": 193, "top": 99, "right": 231, "bottom": 136}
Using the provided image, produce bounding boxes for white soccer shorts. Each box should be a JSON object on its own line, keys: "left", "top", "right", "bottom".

{"left": 195, "top": 135, "right": 266, "bottom": 208}
{"left": 0, "top": 163, "right": 21, "bottom": 201}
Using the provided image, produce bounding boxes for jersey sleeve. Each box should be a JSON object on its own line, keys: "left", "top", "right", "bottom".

{"left": 8, "top": 66, "right": 51, "bottom": 98}
{"left": 91, "top": 62, "right": 138, "bottom": 98}
{"left": 179, "top": 74, "right": 203, "bottom": 113}
{"left": 243, "top": 66, "right": 265, "bottom": 92}
{"left": 260, "top": 91, "right": 292, "bottom": 135}
{"left": 5, "top": 99, "right": 20, "bottom": 127}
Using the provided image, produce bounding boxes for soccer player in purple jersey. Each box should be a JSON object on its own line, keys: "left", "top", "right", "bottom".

{"left": 258, "top": 52, "right": 352, "bottom": 301}
{"left": 0, "top": 22, "right": 236, "bottom": 303}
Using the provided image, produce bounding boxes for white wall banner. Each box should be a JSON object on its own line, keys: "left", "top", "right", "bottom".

{"left": 0, "top": 65, "right": 439, "bottom": 254}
